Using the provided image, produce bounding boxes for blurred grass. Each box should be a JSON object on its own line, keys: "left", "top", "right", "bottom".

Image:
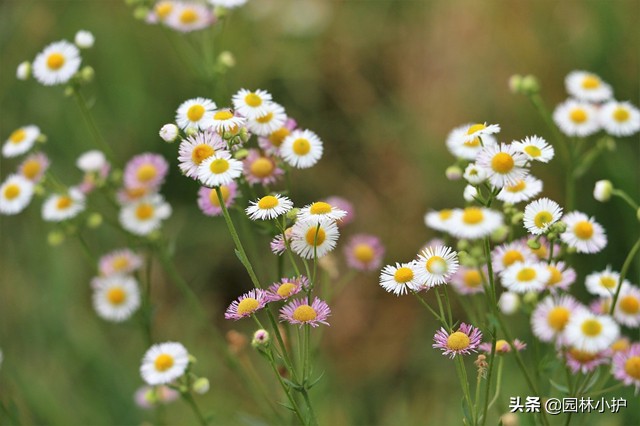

{"left": 1, "top": 0, "right": 639, "bottom": 425}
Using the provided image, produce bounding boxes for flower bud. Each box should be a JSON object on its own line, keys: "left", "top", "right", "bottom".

{"left": 511, "top": 212, "right": 524, "bottom": 225}
{"left": 192, "top": 378, "right": 210, "bottom": 395}
{"left": 593, "top": 180, "right": 613, "bottom": 202}
{"left": 463, "top": 185, "right": 477, "bottom": 202}
{"left": 490, "top": 225, "right": 509, "bottom": 243}
{"left": 36, "top": 134, "right": 48, "bottom": 144}
{"left": 185, "top": 126, "right": 198, "bottom": 137}
{"left": 239, "top": 127, "right": 250, "bottom": 143}
{"left": 523, "top": 291, "right": 538, "bottom": 305}
{"left": 508, "top": 74, "right": 523, "bottom": 94}
{"left": 285, "top": 209, "right": 299, "bottom": 221}
{"left": 233, "top": 148, "right": 249, "bottom": 160}
{"left": 80, "top": 66, "right": 95, "bottom": 83}
{"left": 87, "top": 213, "right": 103, "bottom": 228}
{"left": 252, "top": 329, "right": 270, "bottom": 347}
{"left": 47, "top": 231, "right": 65, "bottom": 246}
{"left": 16, "top": 61, "right": 31, "bottom": 80}
{"left": 445, "top": 165, "right": 462, "bottom": 181}
{"left": 526, "top": 238, "right": 541, "bottom": 250}
{"left": 217, "top": 51, "right": 236, "bottom": 68}
{"left": 74, "top": 30, "right": 95, "bottom": 49}
{"left": 133, "top": 6, "right": 150, "bottom": 20}
{"left": 499, "top": 292, "right": 520, "bottom": 315}
{"left": 159, "top": 124, "right": 179, "bottom": 143}
{"left": 521, "top": 75, "right": 540, "bottom": 95}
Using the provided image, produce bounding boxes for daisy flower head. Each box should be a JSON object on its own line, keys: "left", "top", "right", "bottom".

{"left": 491, "top": 240, "right": 536, "bottom": 273}
{"left": 612, "top": 285, "right": 640, "bottom": 327}
{"left": 242, "top": 149, "right": 283, "bottom": 185}
{"left": 344, "top": 234, "right": 385, "bottom": 272}
{"left": 119, "top": 194, "right": 172, "bottom": 236}
{"left": 225, "top": 289, "right": 267, "bottom": 320}
{"left": 463, "top": 123, "right": 501, "bottom": 144}
{"left": 566, "top": 348, "right": 610, "bottom": 374}
{"left": 210, "top": 108, "right": 246, "bottom": 134}
{"left": 165, "top": 2, "right": 214, "bottom": 32}
{"left": 247, "top": 102, "right": 287, "bottom": 137}
{"left": 42, "top": 189, "right": 85, "bottom": 222}
{"left": 290, "top": 219, "right": 339, "bottom": 259}
{"left": 149, "top": 1, "right": 177, "bottom": 23}
{"left": 280, "top": 129, "right": 323, "bottom": 169}
{"left": 531, "top": 295, "right": 581, "bottom": 344}
{"left": 32, "top": 40, "right": 81, "bottom": 86}
{"left": 99, "top": 249, "right": 143, "bottom": 277}
{"left": 476, "top": 143, "right": 529, "bottom": 189}
{"left": 175, "top": 97, "right": 216, "bottom": 131}
{"left": 553, "top": 99, "right": 600, "bottom": 137}
{"left": 585, "top": 266, "right": 625, "bottom": 297}
{"left": 544, "top": 262, "right": 576, "bottom": 293}
{"left": 0, "top": 175, "right": 35, "bottom": 215}
{"left": 463, "top": 163, "right": 488, "bottom": 185}
{"left": 445, "top": 123, "right": 498, "bottom": 160}
{"left": 246, "top": 194, "right": 293, "bottom": 220}
{"left": 501, "top": 261, "right": 551, "bottom": 294}
{"left": 197, "top": 182, "right": 239, "bottom": 216}
{"left": 479, "top": 339, "right": 526, "bottom": 355}
{"left": 523, "top": 198, "right": 563, "bottom": 235}
{"left": 433, "top": 323, "right": 483, "bottom": 359}
{"left": 599, "top": 100, "right": 640, "bottom": 137}
{"left": 379, "top": 262, "right": 422, "bottom": 296}
{"left": 197, "top": 151, "right": 243, "bottom": 187}
{"left": 298, "top": 201, "right": 347, "bottom": 224}
{"left": 18, "top": 152, "right": 49, "bottom": 183}
{"left": 450, "top": 266, "right": 485, "bottom": 295}
{"left": 513, "top": 136, "right": 554, "bottom": 163}
{"left": 92, "top": 275, "right": 141, "bottom": 322}
{"left": 324, "top": 196, "right": 355, "bottom": 226}
{"left": 279, "top": 297, "right": 331, "bottom": 328}
{"left": 612, "top": 343, "right": 640, "bottom": 393}
{"left": 414, "top": 245, "right": 459, "bottom": 288}
{"left": 3, "top": 125, "right": 40, "bottom": 158}
{"left": 265, "top": 276, "right": 308, "bottom": 302}
{"left": 232, "top": 88, "right": 273, "bottom": 120}
{"left": 611, "top": 337, "right": 631, "bottom": 354}
{"left": 116, "top": 186, "right": 154, "bottom": 205}
{"left": 424, "top": 209, "right": 455, "bottom": 232}
{"left": 270, "top": 227, "right": 293, "bottom": 255}
{"left": 565, "top": 71, "right": 613, "bottom": 103}
{"left": 258, "top": 118, "right": 297, "bottom": 155}
{"left": 448, "top": 207, "right": 503, "bottom": 240}
{"left": 124, "top": 153, "right": 169, "bottom": 191}
{"left": 178, "top": 129, "right": 226, "bottom": 179}
{"left": 564, "top": 311, "right": 619, "bottom": 353}
{"left": 496, "top": 175, "right": 543, "bottom": 204}
{"left": 560, "top": 211, "right": 607, "bottom": 254}
{"left": 140, "top": 342, "right": 189, "bottom": 385}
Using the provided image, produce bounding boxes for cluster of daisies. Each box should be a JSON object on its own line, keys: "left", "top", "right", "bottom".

{"left": 142, "top": 0, "right": 248, "bottom": 33}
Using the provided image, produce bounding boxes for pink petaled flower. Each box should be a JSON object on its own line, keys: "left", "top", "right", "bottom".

{"left": 612, "top": 343, "right": 640, "bottom": 394}
{"left": 589, "top": 298, "right": 610, "bottom": 315}
{"left": 323, "top": 196, "right": 355, "bottom": 227}
{"left": 18, "top": 152, "right": 50, "bottom": 183}
{"left": 124, "top": 153, "right": 169, "bottom": 190}
{"left": 433, "top": 323, "right": 483, "bottom": 359}
{"left": 225, "top": 289, "right": 267, "bottom": 320}
{"left": 544, "top": 261, "right": 576, "bottom": 293}
{"left": 99, "top": 248, "right": 143, "bottom": 277}
{"left": 116, "top": 186, "right": 156, "bottom": 205}
{"left": 479, "top": 338, "right": 527, "bottom": 354}
{"left": 280, "top": 297, "right": 331, "bottom": 327}
{"left": 344, "top": 234, "right": 385, "bottom": 272}
{"left": 178, "top": 129, "right": 226, "bottom": 179}
{"left": 265, "top": 276, "right": 309, "bottom": 302}
{"left": 242, "top": 149, "right": 284, "bottom": 185}
{"left": 197, "top": 182, "right": 239, "bottom": 217}
{"left": 270, "top": 228, "right": 293, "bottom": 255}
{"left": 565, "top": 347, "right": 610, "bottom": 374}
{"left": 258, "top": 117, "right": 297, "bottom": 155}
{"left": 450, "top": 266, "right": 485, "bottom": 295}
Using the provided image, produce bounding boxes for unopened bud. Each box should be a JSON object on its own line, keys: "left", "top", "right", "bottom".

{"left": 159, "top": 124, "right": 179, "bottom": 143}
{"left": 285, "top": 209, "right": 299, "bottom": 221}
{"left": 133, "top": 6, "right": 150, "bottom": 20}
{"left": 192, "top": 378, "right": 210, "bottom": 395}
{"left": 527, "top": 238, "right": 541, "bottom": 250}
{"left": 80, "top": 66, "right": 95, "bottom": 83}
{"left": 593, "top": 180, "right": 613, "bottom": 202}
{"left": 499, "top": 291, "right": 520, "bottom": 315}
{"left": 511, "top": 212, "right": 524, "bottom": 225}
{"left": 16, "top": 61, "right": 31, "bottom": 80}
{"left": 523, "top": 291, "right": 538, "bottom": 305}
{"left": 446, "top": 165, "right": 463, "bottom": 181}
{"left": 508, "top": 74, "right": 523, "bottom": 94}
{"left": 521, "top": 75, "right": 540, "bottom": 94}
{"left": 252, "top": 329, "right": 270, "bottom": 348}
{"left": 36, "top": 134, "right": 48, "bottom": 144}
{"left": 239, "top": 127, "right": 250, "bottom": 143}
{"left": 87, "top": 213, "right": 103, "bottom": 228}
{"left": 490, "top": 225, "right": 509, "bottom": 243}
{"left": 47, "top": 231, "right": 65, "bottom": 246}
{"left": 233, "top": 148, "right": 249, "bottom": 160}
{"left": 217, "top": 51, "right": 236, "bottom": 68}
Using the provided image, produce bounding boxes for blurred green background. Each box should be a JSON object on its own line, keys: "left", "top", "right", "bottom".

{"left": 1, "top": 0, "right": 639, "bottom": 425}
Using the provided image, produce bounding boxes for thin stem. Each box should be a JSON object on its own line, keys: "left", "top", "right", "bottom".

{"left": 73, "top": 87, "right": 117, "bottom": 162}
{"left": 411, "top": 291, "right": 445, "bottom": 324}
{"left": 612, "top": 189, "right": 639, "bottom": 211}
{"left": 455, "top": 356, "right": 475, "bottom": 425}
{"left": 609, "top": 236, "right": 640, "bottom": 315}
{"left": 181, "top": 392, "right": 208, "bottom": 426}
{"left": 585, "top": 382, "right": 624, "bottom": 398}
{"left": 487, "top": 357, "right": 504, "bottom": 409}
{"left": 264, "top": 348, "right": 307, "bottom": 425}
{"left": 301, "top": 389, "right": 319, "bottom": 426}
{"left": 442, "top": 286, "right": 454, "bottom": 328}
{"left": 481, "top": 333, "right": 497, "bottom": 426}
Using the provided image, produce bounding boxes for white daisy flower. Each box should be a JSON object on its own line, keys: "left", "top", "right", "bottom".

{"left": 280, "top": 129, "right": 323, "bottom": 169}
{"left": 463, "top": 163, "right": 488, "bottom": 185}
{"left": 565, "top": 71, "right": 613, "bottom": 103}
{"left": 613, "top": 285, "right": 640, "bottom": 328}
{"left": 599, "top": 100, "right": 640, "bottom": 137}
{"left": 42, "top": 189, "right": 85, "bottom": 222}
{"left": 175, "top": 97, "right": 216, "bottom": 131}
{"left": 151, "top": 1, "right": 176, "bottom": 22}
{"left": 513, "top": 136, "right": 554, "bottom": 163}
{"left": 0, "top": 175, "right": 34, "bottom": 215}
{"left": 445, "top": 123, "right": 498, "bottom": 160}
{"left": 560, "top": 211, "right": 607, "bottom": 254}
{"left": 544, "top": 262, "right": 576, "bottom": 292}
{"left": 247, "top": 102, "right": 287, "bottom": 137}
{"left": 211, "top": 109, "right": 246, "bottom": 133}
{"left": 523, "top": 198, "right": 563, "bottom": 235}
{"left": 585, "top": 266, "right": 626, "bottom": 297}
{"left": 463, "top": 123, "right": 501, "bottom": 143}
{"left": 553, "top": 99, "right": 600, "bottom": 137}
{"left": 178, "top": 129, "right": 225, "bottom": 179}
{"left": 531, "top": 295, "right": 581, "bottom": 344}
{"left": 564, "top": 311, "right": 619, "bottom": 353}
{"left": 424, "top": 209, "right": 455, "bottom": 232}
{"left": 496, "top": 175, "right": 543, "bottom": 204}
{"left": 246, "top": 194, "right": 293, "bottom": 220}
{"left": 298, "top": 201, "right": 347, "bottom": 224}
{"left": 165, "top": 3, "right": 213, "bottom": 32}
{"left": 119, "top": 194, "right": 172, "bottom": 236}
{"left": 232, "top": 88, "right": 273, "bottom": 120}
{"left": 3, "top": 125, "right": 40, "bottom": 158}
{"left": 447, "top": 207, "right": 503, "bottom": 240}
{"left": 32, "top": 40, "right": 81, "bottom": 86}
{"left": 501, "top": 261, "right": 551, "bottom": 293}
{"left": 379, "top": 262, "right": 423, "bottom": 296}
{"left": 414, "top": 246, "right": 459, "bottom": 288}
{"left": 491, "top": 240, "right": 536, "bottom": 273}
{"left": 92, "top": 275, "right": 141, "bottom": 322}
{"left": 74, "top": 30, "right": 95, "bottom": 49}
{"left": 76, "top": 150, "right": 107, "bottom": 173}
{"left": 140, "top": 342, "right": 190, "bottom": 385}
{"left": 476, "top": 143, "right": 529, "bottom": 188}
{"left": 197, "top": 151, "right": 243, "bottom": 187}
{"left": 290, "top": 219, "right": 339, "bottom": 259}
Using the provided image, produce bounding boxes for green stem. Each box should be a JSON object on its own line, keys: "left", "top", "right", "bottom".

{"left": 455, "top": 356, "right": 475, "bottom": 425}
{"left": 411, "top": 291, "right": 445, "bottom": 324}
{"left": 585, "top": 382, "right": 624, "bottom": 398}
{"left": 442, "top": 286, "right": 454, "bottom": 328}
{"left": 181, "top": 392, "right": 208, "bottom": 426}
{"left": 481, "top": 333, "right": 497, "bottom": 426}
{"left": 486, "top": 357, "right": 504, "bottom": 410}
{"left": 301, "top": 389, "right": 319, "bottom": 426}
{"left": 612, "top": 189, "right": 639, "bottom": 211}
{"left": 609, "top": 236, "right": 640, "bottom": 315}
{"left": 265, "top": 348, "right": 307, "bottom": 425}
{"left": 73, "top": 87, "right": 117, "bottom": 162}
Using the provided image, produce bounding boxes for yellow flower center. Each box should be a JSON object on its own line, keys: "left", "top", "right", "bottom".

{"left": 56, "top": 196, "right": 72, "bottom": 210}
{"left": 136, "top": 164, "right": 157, "bottom": 182}
{"left": 613, "top": 107, "right": 630, "bottom": 123}
{"left": 107, "top": 287, "right": 126, "bottom": 305}
{"left": 619, "top": 295, "right": 639, "bottom": 314}
{"left": 276, "top": 283, "right": 297, "bottom": 298}
{"left": 22, "top": 160, "right": 41, "bottom": 179}
{"left": 463, "top": 137, "right": 480, "bottom": 147}
{"left": 257, "top": 195, "right": 279, "bottom": 210}
{"left": 569, "top": 108, "right": 587, "bottom": 123}
{"left": 547, "top": 306, "right": 570, "bottom": 331}
{"left": 250, "top": 158, "right": 274, "bottom": 177}
{"left": 9, "top": 129, "right": 26, "bottom": 143}
{"left": 293, "top": 305, "right": 317, "bottom": 322}
{"left": 611, "top": 339, "right": 630, "bottom": 353}
{"left": 353, "top": 244, "right": 375, "bottom": 263}
{"left": 394, "top": 267, "right": 414, "bottom": 283}
{"left": 191, "top": 144, "right": 215, "bottom": 164}
{"left": 154, "top": 354, "right": 174, "bottom": 372}
{"left": 462, "top": 207, "right": 483, "bottom": 225}
{"left": 624, "top": 356, "right": 640, "bottom": 380}
{"left": 534, "top": 211, "right": 553, "bottom": 229}
{"left": 516, "top": 267, "right": 536, "bottom": 281}
{"left": 446, "top": 331, "right": 470, "bottom": 350}
{"left": 463, "top": 270, "right": 482, "bottom": 288}
{"left": 179, "top": 8, "right": 198, "bottom": 24}
{"left": 214, "top": 110, "right": 233, "bottom": 121}
{"left": 256, "top": 112, "right": 273, "bottom": 123}
{"left": 524, "top": 145, "right": 542, "bottom": 157}
{"left": 135, "top": 203, "right": 154, "bottom": 220}
{"left": 112, "top": 257, "right": 130, "bottom": 271}
{"left": 491, "top": 152, "right": 515, "bottom": 174}
{"left": 155, "top": 2, "right": 173, "bottom": 19}
{"left": 439, "top": 209, "right": 453, "bottom": 220}
{"left": 292, "top": 138, "right": 311, "bottom": 155}
{"left": 209, "top": 185, "right": 230, "bottom": 207}
{"left": 187, "top": 104, "right": 205, "bottom": 122}
{"left": 581, "top": 75, "right": 600, "bottom": 89}
{"left": 600, "top": 276, "right": 617, "bottom": 289}
{"left": 569, "top": 348, "right": 597, "bottom": 363}
{"left": 495, "top": 339, "right": 509, "bottom": 352}
{"left": 581, "top": 319, "right": 603, "bottom": 337}
{"left": 244, "top": 93, "right": 262, "bottom": 107}
{"left": 502, "top": 250, "right": 524, "bottom": 267}
{"left": 309, "top": 201, "right": 332, "bottom": 215}
{"left": 269, "top": 128, "right": 290, "bottom": 147}
{"left": 126, "top": 187, "right": 148, "bottom": 200}
{"left": 466, "top": 123, "right": 486, "bottom": 135}
{"left": 209, "top": 158, "right": 229, "bottom": 174}
{"left": 505, "top": 180, "right": 526, "bottom": 192}
{"left": 574, "top": 221, "right": 594, "bottom": 240}
{"left": 46, "top": 53, "right": 65, "bottom": 70}
{"left": 237, "top": 297, "right": 259, "bottom": 315}
{"left": 3, "top": 184, "right": 20, "bottom": 200}
{"left": 305, "top": 227, "right": 326, "bottom": 246}
{"left": 546, "top": 266, "right": 563, "bottom": 286}
{"left": 426, "top": 256, "right": 447, "bottom": 274}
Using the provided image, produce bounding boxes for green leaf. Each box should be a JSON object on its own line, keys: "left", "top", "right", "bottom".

{"left": 281, "top": 378, "right": 303, "bottom": 391}
{"left": 581, "top": 369, "right": 601, "bottom": 393}
{"left": 307, "top": 371, "right": 325, "bottom": 389}
{"left": 277, "top": 401, "right": 295, "bottom": 412}
{"left": 549, "top": 378, "right": 569, "bottom": 394}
